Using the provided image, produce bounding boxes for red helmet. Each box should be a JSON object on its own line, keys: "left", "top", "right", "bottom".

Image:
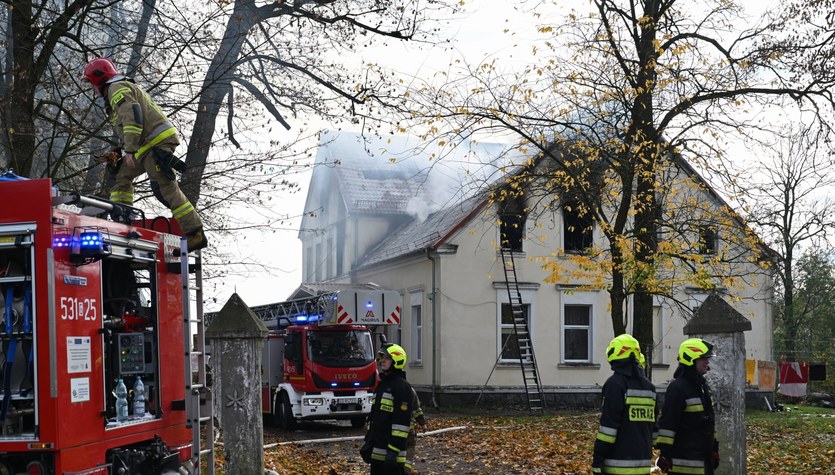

{"left": 83, "top": 58, "right": 121, "bottom": 88}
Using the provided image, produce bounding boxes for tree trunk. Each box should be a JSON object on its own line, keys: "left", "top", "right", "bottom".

{"left": 8, "top": 0, "right": 38, "bottom": 177}
{"left": 633, "top": 145, "right": 658, "bottom": 375}
{"left": 0, "top": 12, "right": 13, "bottom": 168}
{"left": 629, "top": 0, "right": 660, "bottom": 373}
{"left": 782, "top": 257, "right": 796, "bottom": 361}
{"left": 610, "top": 245, "right": 627, "bottom": 336}
{"left": 182, "top": 0, "right": 262, "bottom": 206}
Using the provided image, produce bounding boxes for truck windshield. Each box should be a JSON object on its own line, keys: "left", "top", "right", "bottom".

{"left": 307, "top": 330, "right": 374, "bottom": 367}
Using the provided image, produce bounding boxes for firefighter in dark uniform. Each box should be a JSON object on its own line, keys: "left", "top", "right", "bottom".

{"left": 655, "top": 338, "right": 719, "bottom": 475}
{"left": 592, "top": 334, "right": 656, "bottom": 474}
{"left": 361, "top": 343, "right": 413, "bottom": 474}
{"left": 82, "top": 57, "right": 208, "bottom": 253}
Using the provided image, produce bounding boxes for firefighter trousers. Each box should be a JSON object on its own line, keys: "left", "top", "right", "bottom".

{"left": 109, "top": 147, "right": 202, "bottom": 234}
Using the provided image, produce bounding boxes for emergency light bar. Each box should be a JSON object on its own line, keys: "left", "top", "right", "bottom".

{"left": 294, "top": 314, "right": 322, "bottom": 324}
{"left": 70, "top": 226, "right": 111, "bottom": 265}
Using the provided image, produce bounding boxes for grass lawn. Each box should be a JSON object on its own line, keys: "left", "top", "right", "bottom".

{"left": 746, "top": 405, "right": 835, "bottom": 474}
{"left": 248, "top": 404, "right": 835, "bottom": 474}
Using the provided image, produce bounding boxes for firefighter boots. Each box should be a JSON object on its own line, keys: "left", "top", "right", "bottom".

{"left": 187, "top": 228, "right": 208, "bottom": 253}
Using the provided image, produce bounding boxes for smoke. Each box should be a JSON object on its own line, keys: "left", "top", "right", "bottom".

{"left": 404, "top": 170, "right": 458, "bottom": 223}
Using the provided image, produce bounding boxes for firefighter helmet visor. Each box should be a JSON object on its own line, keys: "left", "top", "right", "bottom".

{"left": 678, "top": 338, "right": 715, "bottom": 366}
{"left": 377, "top": 343, "right": 407, "bottom": 370}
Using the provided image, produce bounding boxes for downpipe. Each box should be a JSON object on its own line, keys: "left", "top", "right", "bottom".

{"left": 427, "top": 249, "right": 438, "bottom": 408}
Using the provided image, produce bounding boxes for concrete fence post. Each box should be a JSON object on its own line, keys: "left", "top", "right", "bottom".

{"left": 684, "top": 293, "right": 752, "bottom": 475}
{"left": 206, "top": 293, "right": 269, "bottom": 475}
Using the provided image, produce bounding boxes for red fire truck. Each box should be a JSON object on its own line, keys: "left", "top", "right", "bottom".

{"left": 0, "top": 175, "right": 212, "bottom": 474}
{"left": 250, "top": 286, "right": 401, "bottom": 430}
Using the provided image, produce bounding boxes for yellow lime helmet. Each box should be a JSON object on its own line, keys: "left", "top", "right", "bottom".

{"left": 606, "top": 334, "right": 641, "bottom": 363}
{"left": 378, "top": 343, "right": 408, "bottom": 370}
{"left": 678, "top": 338, "right": 715, "bottom": 366}
{"left": 637, "top": 351, "right": 647, "bottom": 369}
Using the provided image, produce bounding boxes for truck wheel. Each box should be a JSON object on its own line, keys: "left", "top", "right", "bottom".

{"left": 350, "top": 416, "right": 366, "bottom": 428}
{"left": 270, "top": 395, "right": 282, "bottom": 427}
{"left": 278, "top": 392, "right": 297, "bottom": 430}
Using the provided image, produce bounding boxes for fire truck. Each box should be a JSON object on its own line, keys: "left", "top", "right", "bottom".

{"left": 249, "top": 286, "right": 401, "bottom": 430}
{"left": 0, "top": 175, "right": 212, "bottom": 474}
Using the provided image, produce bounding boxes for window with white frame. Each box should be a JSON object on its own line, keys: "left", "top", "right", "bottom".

{"left": 326, "top": 237, "right": 333, "bottom": 279}
{"left": 500, "top": 303, "right": 531, "bottom": 361}
{"left": 305, "top": 246, "right": 313, "bottom": 281}
{"left": 315, "top": 242, "right": 322, "bottom": 281}
{"left": 496, "top": 285, "right": 537, "bottom": 363}
{"left": 410, "top": 291, "right": 423, "bottom": 363}
{"left": 625, "top": 296, "right": 667, "bottom": 365}
{"left": 561, "top": 291, "right": 596, "bottom": 363}
{"left": 652, "top": 300, "right": 665, "bottom": 365}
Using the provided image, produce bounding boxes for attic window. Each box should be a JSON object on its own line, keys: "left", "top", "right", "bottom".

{"left": 563, "top": 201, "right": 593, "bottom": 253}
{"left": 499, "top": 213, "right": 525, "bottom": 252}
{"left": 699, "top": 226, "right": 718, "bottom": 255}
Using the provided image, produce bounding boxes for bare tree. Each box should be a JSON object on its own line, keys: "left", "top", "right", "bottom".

{"left": 0, "top": 0, "right": 104, "bottom": 177}
{"left": 740, "top": 126, "right": 835, "bottom": 361}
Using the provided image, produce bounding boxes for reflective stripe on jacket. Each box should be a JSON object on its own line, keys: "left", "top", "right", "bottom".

{"left": 655, "top": 366, "right": 717, "bottom": 475}
{"left": 593, "top": 359, "right": 656, "bottom": 474}
{"left": 106, "top": 80, "right": 179, "bottom": 159}
{"left": 366, "top": 369, "right": 413, "bottom": 460}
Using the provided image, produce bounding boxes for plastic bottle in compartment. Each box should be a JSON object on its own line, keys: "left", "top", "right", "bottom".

{"left": 133, "top": 376, "right": 146, "bottom": 417}
{"left": 113, "top": 378, "right": 128, "bottom": 422}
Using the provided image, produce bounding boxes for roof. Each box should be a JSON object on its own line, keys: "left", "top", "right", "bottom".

{"left": 313, "top": 131, "right": 433, "bottom": 216}
{"left": 301, "top": 129, "right": 521, "bottom": 240}
{"left": 361, "top": 192, "right": 490, "bottom": 267}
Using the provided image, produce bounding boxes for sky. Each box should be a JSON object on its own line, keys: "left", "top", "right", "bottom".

{"left": 213, "top": 0, "right": 795, "bottom": 311}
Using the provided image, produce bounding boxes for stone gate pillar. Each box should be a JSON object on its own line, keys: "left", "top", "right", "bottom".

{"left": 684, "top": 293, "right": 752, "bottom": 475}
{"left": 206, "top": 293, "right": 269, "bottom": 475}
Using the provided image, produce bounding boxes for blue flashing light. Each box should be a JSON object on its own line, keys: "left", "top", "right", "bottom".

{"left": 353, "top": 382, "right": 360, "bottom": 387}
{"left": 80, "top": 231, "right": 104, "bottom": 249}
{"left": 295, "top": 315, "right": 309, "bottom": 323}
{"left": 69, "top": 226, "right": 110, "bottom": 265}
{"left": 53, "top": 235, "right": 72, "bottom": 248}
{"left": 366, "top": 301, "right": 373, "bottom": 308}
{"left": 330, "top": 382, "right": 338, "bottom": 387}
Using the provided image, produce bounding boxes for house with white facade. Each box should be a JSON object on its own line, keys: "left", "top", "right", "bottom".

{"left": 297, "top": 130, "right": 775, "bottom": 407}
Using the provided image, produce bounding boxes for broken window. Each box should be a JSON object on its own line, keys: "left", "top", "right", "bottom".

{"left": 499, "top": 213, "right": 525, "bottom": 252}
{"left": 563, "top": 201, "right": 593, "bottom": 252}
{"left": 699, "top": 226, "right": 718, "bottom": 255}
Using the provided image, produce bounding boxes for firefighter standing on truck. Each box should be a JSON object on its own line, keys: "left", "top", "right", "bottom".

{"left": 82, "top": 57, "right": 208, "bottom": 252}
{"left": 361, "top": 343, "right": 413, "bottom": 475}
{"left": 655, "top": 338, "right": 720, "bottom": 475}
{"left": 592, "top": 334, "right": 656, "bottom": 474}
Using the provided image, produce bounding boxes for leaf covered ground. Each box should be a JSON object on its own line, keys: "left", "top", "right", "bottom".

{"left": 218, "top": 407, "right": 835, "bottom": 474}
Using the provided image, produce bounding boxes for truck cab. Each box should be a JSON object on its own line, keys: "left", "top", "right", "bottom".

{"left": 254, "top": 287, "right": 402, "bottom": 429}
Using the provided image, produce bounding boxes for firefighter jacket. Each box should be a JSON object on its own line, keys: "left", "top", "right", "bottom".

{"left": 365, "top": 369, "right": 414, "bottom": 468}
{"left": 105, "top": 80, "right": 179, "bottom": 160}
{"left": 592, "top": 359, "right": 657, "bottom": 474}
{"left": 655, "top": 365, "right": 718, "bottom": 475}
